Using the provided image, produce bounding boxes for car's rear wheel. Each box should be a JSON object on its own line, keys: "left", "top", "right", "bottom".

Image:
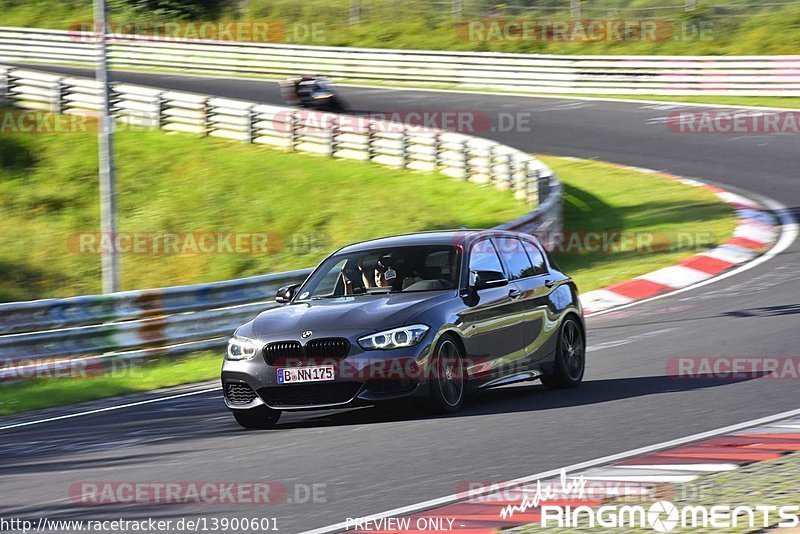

{"left": 428, "top": 335, "right": 465, "bottom": 413}
{"left": 231, "top": 406, "right": 281, "bottom": 429}
{"left": 541, "top": 317, "right": 585, "bottom": 389}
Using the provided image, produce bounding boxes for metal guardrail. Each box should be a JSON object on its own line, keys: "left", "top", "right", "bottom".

{"left": 0, "top": 269, "right": 312, "bottom": 335}
{"left": 1, "top": 26, "right": 799, "bottom": 95}
{"left": 0, "top": 65, "right": 562, "bottom": 380}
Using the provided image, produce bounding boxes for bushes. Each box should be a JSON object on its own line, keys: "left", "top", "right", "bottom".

{"left": 109, "top": 0, "right": 227, "bottom": 20}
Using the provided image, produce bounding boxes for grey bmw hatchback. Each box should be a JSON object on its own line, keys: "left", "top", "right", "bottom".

{"left": 222, "top": 230, "right": 585, "bottom": 428}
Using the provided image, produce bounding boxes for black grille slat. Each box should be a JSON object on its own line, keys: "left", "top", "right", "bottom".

{"left": 263, "top": 341, "right": 303, "bottom": 365}
{"left": 225, "top": 382, "right": 257, "bottom": 405}
{"left": 306, "top": 338, "right": 349, "bottom": 359}
{"left": 263, "top": 338, "right": 349, "bottom": 365}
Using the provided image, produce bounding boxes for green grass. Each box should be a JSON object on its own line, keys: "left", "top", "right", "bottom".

{"left": 539, "top": 156, "right": 737, "bottom": 293}
{"left": 3, "top": 0, "right": 800, "bottom": 55}
{"left": 0, "top": 152, "right": 738, "bottom": 416}
{"left": 0, "top": 352, "right": 221, "bottom": 416}
{"left": 0, "top": 125, "right": 529, "bottom": 302}
{"left": 521, "top": 449, "right": 800, "bottom": 533}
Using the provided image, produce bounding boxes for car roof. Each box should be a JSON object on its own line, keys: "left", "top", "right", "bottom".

{"left": 335, "top": 229, "right": 532, "bottom": 254}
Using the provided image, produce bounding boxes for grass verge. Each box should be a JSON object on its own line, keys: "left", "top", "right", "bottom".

{"left": 0, "top": 155, "right": 738, "bottom": 416}
{"left": 4, "top": 0, "right": 800, "bottom": 56}
{"left": 0, "top": 353, "right": 221, "bottom": 416}
{"left": 0, "top": 125, "right": 529, "bottom": 302}
{"left": 539, "top": 155, "right": 737, "bottom": 293}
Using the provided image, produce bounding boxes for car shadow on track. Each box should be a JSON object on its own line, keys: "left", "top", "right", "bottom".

{"left": 270, "top": 373, "right": 764, "bottom": 430}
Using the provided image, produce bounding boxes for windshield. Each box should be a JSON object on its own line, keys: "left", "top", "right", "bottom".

{"left": 296, "top": 245, "right": 461, "bottom": 300}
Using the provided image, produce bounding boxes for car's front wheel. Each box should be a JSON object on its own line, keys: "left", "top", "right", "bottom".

{"left": 428, "top": 335, "right": 466, "bottom": 413}
{"left": 541, "top": 316, "right": 585, "bottom": 389}
{"left": 231, "top": 406, "right": 281, "bottom": 429}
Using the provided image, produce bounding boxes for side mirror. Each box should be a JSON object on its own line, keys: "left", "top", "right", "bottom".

{"left": 275, "top": 284, "right": 300, "bottom": 303}
{"left": 470, "top": 270, "right": 508, "bottom": 291}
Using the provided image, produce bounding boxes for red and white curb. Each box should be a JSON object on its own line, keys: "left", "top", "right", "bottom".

{"left": 336, "top": 412, "right": 800, "bottom": 533}
{"left": 575, "top": 163, "right": 782, "bottom": 315}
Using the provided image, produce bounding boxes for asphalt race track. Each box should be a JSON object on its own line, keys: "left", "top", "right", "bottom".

{"left": 2, "top": 66, "right": 800, "bottom": 532}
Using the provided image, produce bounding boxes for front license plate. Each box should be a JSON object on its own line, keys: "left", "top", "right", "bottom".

{"left": 277, "top": 365, "right": 335, "bottom": 384}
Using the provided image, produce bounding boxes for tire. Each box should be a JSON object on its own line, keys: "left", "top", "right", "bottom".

{"left": 540, "top": 316, "right": 585, "bottom": 389}
{"left": 232, "top": 406, "right": 281, "bottom": 429}
{"left": 427, "top": 335, "right": 466, "bottom": 413}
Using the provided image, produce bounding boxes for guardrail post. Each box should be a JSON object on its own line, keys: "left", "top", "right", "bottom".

{"left": 155, "top": 92, "right": 166, "bottom": 129}
{"left": 0, "top": 70, "right": 11, "bottom": 107}
{"left": 367, "top": 121, "right": 376, "bottom": 161}
{"left": 201, "top": 98, "right": 211, "bottom": 137}
{"left": 488, "top": 144, "right": 496, "bottom": 186}
{"left": 537, "top": 169, "right": 550, "bottom": 206}
{"left": 505, "top": 153, "right": 513, "bottom": 189}
{"left": 400, "top": 126, "right": 409, "bottom": 169}
{"left": 246, "top": 105, "right": 256, "bottom": 144}
{"left": 526, "top": 162, "right": 540, "bottom": 206}
{"left": 514, "top": 159, "right": 526, "bottom": 194}
{"left": 462, "top": 139, "right": 471, "bottom": 180}
{"left": 109, "top": 84, "right": 121, "bottom": 121}
{"left": 289, "top": 111, "right": 299, "bottom": 152}
{"left": 433, "top": 132, "right": 442, "bottom": 170}
{"left": 52, "top": 78, "right": 66, "bottom": 114}
{"left": 329, "top": 116, "right": 339, "bottom": 157}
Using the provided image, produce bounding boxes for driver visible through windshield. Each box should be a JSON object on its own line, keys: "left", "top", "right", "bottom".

{"left": 297, "top": 245, "right": 461, "bottom": 300}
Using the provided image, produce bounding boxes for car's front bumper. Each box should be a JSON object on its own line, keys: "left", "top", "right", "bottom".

{"left": 221, "top": 333, "right": 434, "bottom": 411}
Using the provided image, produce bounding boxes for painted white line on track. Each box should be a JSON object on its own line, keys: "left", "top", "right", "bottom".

{"left": 298, "top": 407, "right": 800, "bottom": 534}
{"left": 580, "top": 474, "right": 699, "bottom": 483}
{"left": 614, "top": 463, "right": 739, "bottom": 472}
{"left": 0, "top": 387, "right": 220, "bottom": 432}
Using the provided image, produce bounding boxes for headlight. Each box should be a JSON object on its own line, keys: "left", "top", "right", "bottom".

{"left": 358, "top": 325, "right": 429, "bottom": 351}
{"left": 226, "top": 337, "right": 258, "bottom": 361}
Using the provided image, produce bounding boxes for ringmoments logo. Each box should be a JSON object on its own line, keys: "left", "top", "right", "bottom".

{"left": 540, "top": 501, "right": 800, "bottom": 531}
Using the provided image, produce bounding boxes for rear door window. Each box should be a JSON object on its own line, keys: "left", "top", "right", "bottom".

{"left": 521, "top": 239, "right": 547, "bottom": 276}
{"left": 495, "top": 237, "right": 534, "bottom": 280}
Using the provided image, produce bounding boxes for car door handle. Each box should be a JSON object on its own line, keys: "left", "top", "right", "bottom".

{"left": 508, "top": 288, "right": 522, "bottom": 299}
{"left": 544, "top": 279, "right": 556, "bottom": 288}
